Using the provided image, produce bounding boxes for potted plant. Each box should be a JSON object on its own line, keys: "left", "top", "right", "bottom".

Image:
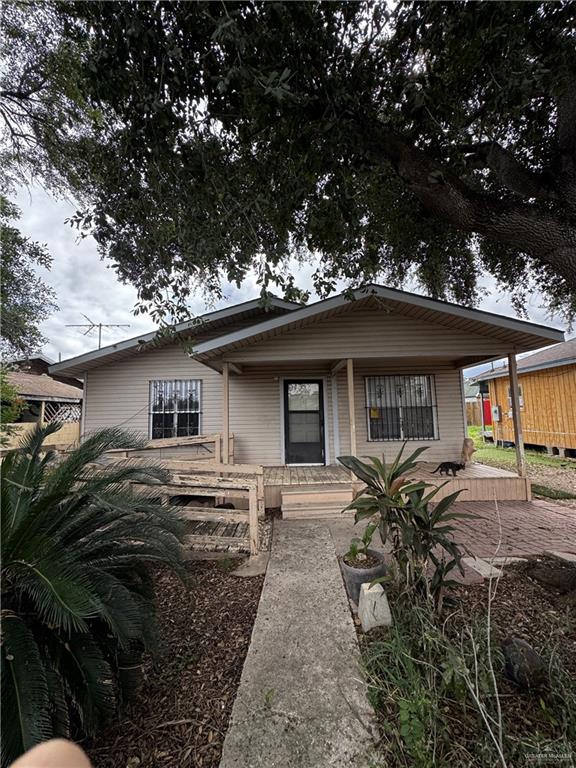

{"left": 340, "top": 520, "right": 387, "bottom": 604}
{"left": 338, "top": 443, "right": 474, "bottom": 611}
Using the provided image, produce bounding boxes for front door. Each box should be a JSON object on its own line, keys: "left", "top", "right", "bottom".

{"left": 284, "top": 380, "right": 325, "bottom": 464}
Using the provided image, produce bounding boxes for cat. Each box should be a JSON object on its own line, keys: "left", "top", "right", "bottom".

{"left": 432, "top": 462, "right": 465, "bottom": 477}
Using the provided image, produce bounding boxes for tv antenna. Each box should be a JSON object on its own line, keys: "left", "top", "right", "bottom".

{"left": 66, "top": 315, "right": 131, "bottom": 349}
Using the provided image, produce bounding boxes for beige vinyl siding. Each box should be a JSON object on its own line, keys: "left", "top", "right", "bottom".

{"left": 83, "top": 344, "right": 222, "bottom": 438}
{"left": 229, "top": 366, "right": 335, "bottom": 465}
{"left": 335, "top": 363, "right": 465, "bottom": 463}
{"left": 224, "top": 308, "right": 514, "bottom": 362}
{"left": 83, "top": 308, "right": 467, "bottom": 465}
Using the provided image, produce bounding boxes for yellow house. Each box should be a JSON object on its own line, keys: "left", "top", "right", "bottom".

{"left": 476, "top": 339, "right": 576, "bottom": 458}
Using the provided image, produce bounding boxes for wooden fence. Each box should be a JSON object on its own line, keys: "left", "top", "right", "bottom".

{"left": 466, "top": 401, "right": 482, "bottom": 426}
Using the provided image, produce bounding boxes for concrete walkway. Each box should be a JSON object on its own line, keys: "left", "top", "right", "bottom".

{"left": 219, "top": 520, "right": 377, "bottom": 768}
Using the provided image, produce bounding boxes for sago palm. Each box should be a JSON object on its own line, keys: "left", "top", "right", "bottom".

{"left": 1, "top": 424, "right": 186, "bottom": 767}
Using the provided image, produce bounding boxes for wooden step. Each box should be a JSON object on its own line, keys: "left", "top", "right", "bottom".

{"left": 281, "top": 502, "right": 355, "bottom": 520}
{"left": 179, "top": 506, "right": 249, "bottom": 523}
{"left": 281, "top": 484, "right": 355, "bottom": 520}
{"left": 281, "top": 486, "right": 354, "bottom": 505}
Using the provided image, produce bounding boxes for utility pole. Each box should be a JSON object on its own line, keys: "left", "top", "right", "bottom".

{"left": 66, "top": 315, "right": 131, "bottom": 349}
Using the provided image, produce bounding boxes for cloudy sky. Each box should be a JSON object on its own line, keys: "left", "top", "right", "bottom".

{"left": 16, "top": 184, "right": 570, "bottom": 375}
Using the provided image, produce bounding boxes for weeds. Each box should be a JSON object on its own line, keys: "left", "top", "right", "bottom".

{"left": 362, "top": 596, "right": 576, "bottom": 767}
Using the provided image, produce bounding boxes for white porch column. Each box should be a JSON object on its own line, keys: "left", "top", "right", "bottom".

{"left": 508, "top": 352, "right": 526, "bottom": 477}
{"left": 346, "top": 358, "right": 357, "bottom": 457}
{"left": 222, "top": 362, "right": 230, "bottom": 464}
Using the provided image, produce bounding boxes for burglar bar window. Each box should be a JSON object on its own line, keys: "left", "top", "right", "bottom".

{"left": 149, "top": 380, "right": 201, "bottom": 439}
{"left": 365, "top": 375, "right": 438, "bottom": 441}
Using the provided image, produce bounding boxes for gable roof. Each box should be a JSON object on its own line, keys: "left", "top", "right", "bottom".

{"left": 473, "top": 338, "right": 576, "bottom": 382}
{"left": 8, "top": 371, "right": 83, "bottom": 402}
{"left": 193, "top": 284, "right": 564, "bottom": 365}
{"left": 49, "top": 296, "right": 301, "bottom": 377}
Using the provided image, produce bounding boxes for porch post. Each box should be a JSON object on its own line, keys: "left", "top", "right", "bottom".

{"left": 39, "top": 400, "right": 46, "bottom": 426}
{"left": 346, "top": 358, "right": 357, "bottom": 457}
{"left": 222, "top": 362, "right": 230, "bottom": 464}
{"left": 508, "top": 353, "right": 526, "bottom": 477}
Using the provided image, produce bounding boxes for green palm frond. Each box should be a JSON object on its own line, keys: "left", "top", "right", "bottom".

{"left": 5, "top": 557, "right": 101, "bottom": 633}
{"left": 56, "top": 632, "right": 117, "bottom": 734}
{"left": 1, "top": 615, "right": 52, "bottom": 767}
{"left": 0, "top": 427, "right": 186, "bottom": 765}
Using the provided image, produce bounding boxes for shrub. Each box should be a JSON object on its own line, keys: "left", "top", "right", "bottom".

{"left": 339, "top": 444, "right": 475, "bottom": 608}
{"left": 1, "top": 424, "right": 186, "bottom": 766}
{"left": 363, "top": 596, "right": 576, "bottom": 767}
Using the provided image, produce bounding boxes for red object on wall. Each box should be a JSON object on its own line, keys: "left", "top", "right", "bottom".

{"left": 482, "top": 398, "right": 492, "bottom": 426}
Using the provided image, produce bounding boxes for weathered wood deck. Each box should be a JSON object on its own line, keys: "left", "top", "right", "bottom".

{"left": 264, "top": 461, "right": 531, "bottom": 514}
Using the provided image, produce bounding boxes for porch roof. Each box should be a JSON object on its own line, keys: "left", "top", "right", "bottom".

{"left": 193, "top": 285, "right": 564, "bottom": 368}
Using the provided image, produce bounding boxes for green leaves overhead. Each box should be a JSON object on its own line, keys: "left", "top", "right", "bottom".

{"left": 2, "top": 2, "right": 576, "bottom": 321}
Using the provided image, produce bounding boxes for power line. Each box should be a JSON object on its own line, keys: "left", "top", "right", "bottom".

{"left": 65, "top": 315, "right": 131, "bottom": 349}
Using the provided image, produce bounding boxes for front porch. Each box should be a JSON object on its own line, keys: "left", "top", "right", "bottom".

{"left": 264, "top": 461, "right": 531, "bottom": 517}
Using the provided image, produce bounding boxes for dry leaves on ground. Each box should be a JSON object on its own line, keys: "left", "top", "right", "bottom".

{"left": 86, "top": 560, "right": 263, "bottom": 768}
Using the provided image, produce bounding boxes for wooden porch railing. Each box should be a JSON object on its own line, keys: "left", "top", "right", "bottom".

{"left": 101, "top": 441, "right": 263, "bottom": 555}
{"left": 105, "top": 432, "right": 235, "bottom": 464}
{"left": 129, "top": 471, "right": 260, "bottom": 555}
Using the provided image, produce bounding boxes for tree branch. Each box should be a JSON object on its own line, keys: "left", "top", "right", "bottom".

{"left": 362, "top": 119, "right": 576, "bottom": 285}
{"left": 556, "top": 77, "right": 576, "bottom": 217}
{"left": 459, "top": 141, "right": 557, "bottom": 201}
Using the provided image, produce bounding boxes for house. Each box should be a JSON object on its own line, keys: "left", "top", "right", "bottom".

{"left": 4, "top": 368, "right": 83, "bottom": 450}
{"left": 473, "top": 339, "right": 576, "bottom": 458}
{"left": 11, "top": 353, "right": 83, "bottom": 390}
{"left": 50, "top": 286, "right": 564, "bottom": 511}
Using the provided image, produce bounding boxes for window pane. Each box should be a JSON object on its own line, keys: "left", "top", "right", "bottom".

{"left": 150, "top": 379, "right": 201, "bottom": 439}
{"left": 402, "top": 406, "right": 435, "bottom": 439}
{"left": 369, "top": 407, "right": 401, "bottom": 440}
{"left": 288, "top": 412, "right": 320, "bottom": 443}
{"left": 152, "top": 413, "right": 174, "bottom": 439}
{"left": 176, "top": 412, "right": 199, "bottom": 437}
{"left": 287, "top": 383, "right": 319, "bottom": 411}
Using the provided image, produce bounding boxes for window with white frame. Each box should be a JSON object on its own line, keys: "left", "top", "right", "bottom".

{"left": 365, "top": 375, "right": 438, "bottom": 441}
{"left": 149, "top": 380, "right": 201, "bottom": 439}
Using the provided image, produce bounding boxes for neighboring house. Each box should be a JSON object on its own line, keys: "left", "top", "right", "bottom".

{"left": 4, "top": 369, "right": 83, "bottom": 449}
{"left": 50, "top": 286, "right": 563, "bottom": 476}
{"left": 473, "top": 339, "right": 576, "bottom": 457}
{"left": 11, "top": 354, "right": 83, "bottom": 390}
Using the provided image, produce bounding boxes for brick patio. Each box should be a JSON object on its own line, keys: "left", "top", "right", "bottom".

{"left": 328, "top": 499, "right": 576, "bottom": 585}
{"left": 449, "top": 500, "right": 576, "bottom": 558}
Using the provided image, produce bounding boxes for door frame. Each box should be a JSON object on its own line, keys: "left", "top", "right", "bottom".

{"left": 279, "top": 376, "right": 330, "bottom": 465}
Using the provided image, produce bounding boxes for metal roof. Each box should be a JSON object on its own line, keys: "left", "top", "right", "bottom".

{"left": 472, "top": 338, "right": 576, "bottom": 382}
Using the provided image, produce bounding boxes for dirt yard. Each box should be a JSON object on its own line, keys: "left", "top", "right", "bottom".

{"left": 86, "top": 560, "right": 263, "bottom": 768}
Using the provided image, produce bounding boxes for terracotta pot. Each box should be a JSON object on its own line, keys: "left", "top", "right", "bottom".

{"left": 340, "top": 549, "right": 387, "bottom": 604}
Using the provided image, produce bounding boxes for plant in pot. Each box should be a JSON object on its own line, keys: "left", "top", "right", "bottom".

{"left": 340, "top": 520, "right": 387, "bottom": 604}
{"left": 338, "top": 443, "right": 474, "bottom": 611}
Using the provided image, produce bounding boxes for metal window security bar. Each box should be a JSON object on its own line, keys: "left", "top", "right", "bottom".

{"left": 365, "top": 375, "right": 438, "bottom": 440}
{"left": 150, "top": 380, "right": 201, "bottom": 439}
